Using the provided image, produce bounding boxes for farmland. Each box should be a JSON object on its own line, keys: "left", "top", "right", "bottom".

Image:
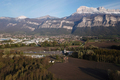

{"left": 48, "top": 57, "right": 120, "bottom": 80}
{"left": 85, "top": 41, "right": 120, "bottom": 48}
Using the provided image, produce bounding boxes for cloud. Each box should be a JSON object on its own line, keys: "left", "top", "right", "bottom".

{"left": 103, "top": 2, "right": 120, "bottom": 9}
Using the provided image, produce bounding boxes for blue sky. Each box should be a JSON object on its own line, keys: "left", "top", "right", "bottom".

{"left": 0, "top": 0, "right": 120, "bottom": 18}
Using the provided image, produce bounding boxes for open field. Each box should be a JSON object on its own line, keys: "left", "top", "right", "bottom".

{"left": 85, "top": 41, "right": 120, "bottom": 48}
{"left": 48, "top": 57, "right": 120, "bottom": 80}
{"left": 9, "top": 46, "right": 59, "bottom": 51}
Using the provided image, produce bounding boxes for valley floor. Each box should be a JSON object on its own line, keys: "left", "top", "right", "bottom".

{"left": 48, "top": 57, "right": 120, "bottom": 80}
{"left": 85, "top": 41, "right": 120, "bottom": 48}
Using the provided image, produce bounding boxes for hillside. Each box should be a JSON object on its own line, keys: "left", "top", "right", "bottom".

{"left": 0, "top": 6, "right": 120, "bottom": 36}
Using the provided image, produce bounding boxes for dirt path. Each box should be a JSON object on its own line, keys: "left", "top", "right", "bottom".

{"left": 48, "top": 57, "right": 120, "bottom": 80}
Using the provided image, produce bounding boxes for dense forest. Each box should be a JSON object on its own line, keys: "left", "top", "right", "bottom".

{"left": 68, "top": 46, "right": 120, "bottom": 64}
{"left": 0, "top": 50, "right": 61, "bottom": 80}
{"left": 68, "top": 46, "right": 120, "bottom": 80}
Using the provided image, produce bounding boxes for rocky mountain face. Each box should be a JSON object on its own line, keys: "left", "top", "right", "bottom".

{"left": 68, "top": 6, "right": 120, "bottom": 28}
{"left": 77, "top": 14, "right": 120, "bottom": 27}
{"left": 0, "top": 6, "right": 120, "bottom": 36}
{"left": 76, "top": 6, "right": 120, "bottom": 14}
{"left": 39, "top": 19, "right": 74, "bottom": 29}
{"left": 0, "top": 15, "right": 74, "bottom": 32}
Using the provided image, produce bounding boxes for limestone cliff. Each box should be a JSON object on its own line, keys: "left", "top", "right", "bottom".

{"left": 77, "top": 14, "right": 120, "bottom": 27}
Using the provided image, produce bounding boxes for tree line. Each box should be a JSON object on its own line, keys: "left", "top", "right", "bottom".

{"left": 0, "top": 43, "right": 36, "bottom": 48}
{"left": 40, "top": 40, "right": 81, "bottom": 47}
{"left": 69, "top": 46, "right": 120, "bottom": 64}
{"left": 0, "top": 50, "right": 61, "bottom": 80}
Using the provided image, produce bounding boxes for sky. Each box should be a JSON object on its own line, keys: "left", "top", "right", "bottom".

{"left": 0, "top": 0, "right": 120, "bottom": 18}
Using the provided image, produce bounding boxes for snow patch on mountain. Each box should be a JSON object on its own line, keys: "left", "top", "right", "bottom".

{"left": 17, "top": 16, "right": 27, "bottom": 19}
{"left": 37, "top": 15, "right": 58, "bottom": 19}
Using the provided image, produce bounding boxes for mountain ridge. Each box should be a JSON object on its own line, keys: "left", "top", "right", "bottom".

{"left": 76, "top": 6, "right": 120, "bottom": 14}
{"left": 0, "top": 6, "right": 120, "bottom": 36}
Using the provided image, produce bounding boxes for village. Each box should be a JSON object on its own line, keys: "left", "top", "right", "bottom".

{"left": 0, "top": 37, "right": 50, "bottom": 45}
{"left": 0, "top": 33, "right": 83, "bottom": 46}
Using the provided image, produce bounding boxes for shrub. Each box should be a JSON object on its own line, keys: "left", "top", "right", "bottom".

{"left": 3, "top": 48, "right": 10, "bottom": 55}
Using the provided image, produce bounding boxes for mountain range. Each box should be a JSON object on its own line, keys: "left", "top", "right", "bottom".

{"left": 0, "top": 6, "right": 120, "bottom": 37}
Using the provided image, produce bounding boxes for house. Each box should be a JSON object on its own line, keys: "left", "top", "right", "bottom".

{"left": 49, "top": 60, "right": 55, "bottom": 63}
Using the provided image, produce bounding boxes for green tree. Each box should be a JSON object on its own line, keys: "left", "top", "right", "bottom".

{"left": 3, "top": 48, "right": 11, "bottom": 55}
{"left": 5, "top": 44, "right": 11, "bottom": 48}
{"left": 53, "top": 41, "right": 58, "bottom": 47}
{"left": 56, "top": 55, "right": 59, "bottom": 60}
{"left": 96, "top": 54, "right": 99, "bottom": 62}
{"left": 5, "top": 74, "right": 12, "bottom": 80}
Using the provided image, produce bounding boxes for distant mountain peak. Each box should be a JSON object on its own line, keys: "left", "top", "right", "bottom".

{"left": 17, "top": 16, "right": 27, "bottom": 19}
{"left": 77, "top": 6, "right": 97, "bottom": 13}
{"left": 37, "top": 15, "right": 58, "bottom": 19}
{"left": 45, "top": 15, "right": 50, "bottom": 17}
{"left": 76, "top": 6, "right": 120, "bottom": 14}
{"left": 0, "top": 17, "right": 11, "bottom": 19}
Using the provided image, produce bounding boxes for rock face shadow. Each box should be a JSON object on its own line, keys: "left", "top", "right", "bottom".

{"left": 79, "top": 67, "right": 108, "bottom": 80}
